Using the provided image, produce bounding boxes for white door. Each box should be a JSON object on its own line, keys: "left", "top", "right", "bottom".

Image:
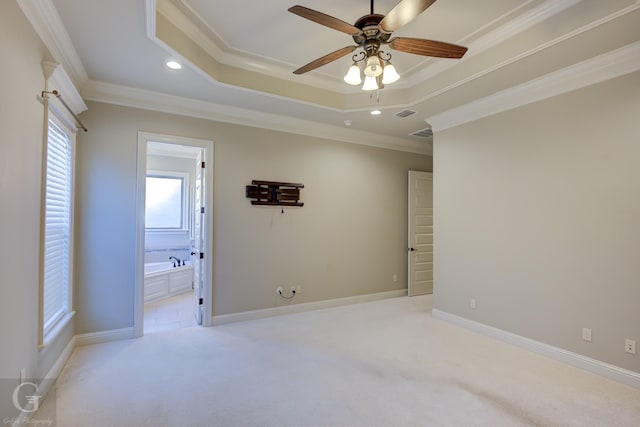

{"left": 191, "top": 150, "right": 205, "bottom": 324}
{"left": 408, "top": 171, "right": 433, "bottom": 296}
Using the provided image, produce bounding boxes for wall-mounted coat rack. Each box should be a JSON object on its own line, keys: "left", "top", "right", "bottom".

{"left": 246, "top": 180, "right": 304, "bottom": 207}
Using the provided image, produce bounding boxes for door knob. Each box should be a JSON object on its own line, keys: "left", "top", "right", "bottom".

{"left": 191, "top": 251, "right": 196, "bottom": 256}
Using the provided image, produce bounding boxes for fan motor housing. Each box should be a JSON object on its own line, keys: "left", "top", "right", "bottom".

{"left": 352, "top": 14, "right": 392, "bottom": 45}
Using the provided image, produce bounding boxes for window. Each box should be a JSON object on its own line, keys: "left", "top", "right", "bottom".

{"left": 145, "top": 172, "right": 188, "bottom": 230}
{"left": 42, "top": 117, "right": 74, "bottom": 340}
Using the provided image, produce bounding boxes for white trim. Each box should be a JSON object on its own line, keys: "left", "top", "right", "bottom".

{"left": 75, "top": 327, "right": 136, "bottom": 347}
{"left": 10, "top": 334, "right": 74, "bottom": 427}
{"left": 415, "top": 0, "right": 640, "bottom": 107}
{"left": 42, "top": 61, "right": 87, "bottom": 118}
{"left": 427, "top": 40, "right": 640, "bottom": 132}
{"left": 153, "top": 0, "right": 346, "bottom": 93}
{"left": 40, "top": 312, "right": 75, "bottom": 349}
{"left": 135, "top": 132, "right": 215, "bottom": 336}
{"left": 17, "top": 0, "right": 88, "bottom": 87}
{"left": 135, "top": 139, "right": 147, "bottom": 338}
{"left": 212, "top": 289, "right": 407, "bottom": 325}
{"left": 408, "top": 0, "right": 580, "bottom": 83}
{"left": 38, "top": 103, "right": 77, "bottom": 348}
{"left": 43, "top": 336, "right": 75, "bottom": 380}
{"left": 35, "top": 335, "right": 76, "bottom": 405}
{"left": 432, "top": 309, "right": 640, "bottom": 390}
{"left": 82, "top": 80, "right": 429, "bottom": 155}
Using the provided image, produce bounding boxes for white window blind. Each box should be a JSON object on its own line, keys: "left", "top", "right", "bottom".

{"left": 43, "top": 118, "right": 72, "bottom": 335}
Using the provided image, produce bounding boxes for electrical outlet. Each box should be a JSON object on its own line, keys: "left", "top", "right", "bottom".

{"left": 625, "top": 339, "right": 636, "bottom": 354}
{"left": 582, "top": 328, "right": 592, "bottom": 342}
{"left": 470, "top": 299, "right": 477, "bottom": 309}
{"left": 276, "top": 287, "right": 283, "bottom": 295}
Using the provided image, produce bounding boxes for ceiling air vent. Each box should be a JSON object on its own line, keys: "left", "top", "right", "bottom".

{"left": 410, "top": 128, "right": 433, "bottom": 138}
{"left": 395, "top": 109, "right": 416, "bottom": 118}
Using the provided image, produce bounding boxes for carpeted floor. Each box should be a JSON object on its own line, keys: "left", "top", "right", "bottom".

{"left": 47, "top": 295, "right": 640, "bottom": 426}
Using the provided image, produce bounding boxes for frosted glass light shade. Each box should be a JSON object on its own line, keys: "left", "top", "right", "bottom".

{"left": 343, "top": 63, "right": 362, "bottom": 85}
{"left": 381, "top": 62, "right": 400, "bottom": 84}
{"left": 362, "top": 76, "right": 379, "bottom": 91}
{"left": 364, "top": 55, "right": 383, "bottom": 77}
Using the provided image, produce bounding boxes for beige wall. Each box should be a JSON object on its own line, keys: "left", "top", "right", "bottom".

{"left": 74, "top": 101, "right": 431, "bottom": 333}
{"left": 433, "top": 71, "right": 640, "bottom": 373}
{"left": 0, "top": 0, "right": 74, "bottom": 416}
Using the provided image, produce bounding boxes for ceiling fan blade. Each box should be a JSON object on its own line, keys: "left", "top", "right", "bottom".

{"left": 389, "top": 37, "right": 468, "bottom": 58}
{"left": 288, "top": 5, "right": 361, "bottom": 35}
{"left": 293, "top": 46, "right": 358, "bottom": 75}
{"left": 379, "top": 0, "right": 437, "bottom": 32}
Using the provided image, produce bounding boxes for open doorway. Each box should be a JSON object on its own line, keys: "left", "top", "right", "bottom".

{"left": 134, "top": 132, "right": 214, "bottom": 337}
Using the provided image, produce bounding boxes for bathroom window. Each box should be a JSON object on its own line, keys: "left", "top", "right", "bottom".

{"left": 145, "top": 171, "right": 189, "bottom": 230}
{"left": 41, "top": 116, "right": 75, "bottom": 343}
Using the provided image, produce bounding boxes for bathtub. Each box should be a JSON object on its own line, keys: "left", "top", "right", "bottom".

{"left": 144, "top": 262, "right": 193, "bottom": 303}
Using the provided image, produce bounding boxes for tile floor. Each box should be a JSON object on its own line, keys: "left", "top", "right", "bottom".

{"left": 143, "top": 291, "right": 198, "bottom": 334}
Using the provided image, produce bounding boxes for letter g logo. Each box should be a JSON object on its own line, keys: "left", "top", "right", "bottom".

{"left": 12, "top": 381, "right": 41, "bottom": 413}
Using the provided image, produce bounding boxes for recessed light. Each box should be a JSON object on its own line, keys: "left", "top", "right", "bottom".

{"left": 166, "top": 61, "right": 182, "bottom": 70}
{"left": 370, "top": 110, "right": 382, "bottom": 116}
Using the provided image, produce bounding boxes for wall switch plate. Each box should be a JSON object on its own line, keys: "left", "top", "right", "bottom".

{"left": 625, "top": 339, "right": 636, "bottom": 354}
{"left": 582, "top": 328, "right": 592, "bottom": 342}
{"left": 470, "top": 299, "right": 477, "bottom": 309}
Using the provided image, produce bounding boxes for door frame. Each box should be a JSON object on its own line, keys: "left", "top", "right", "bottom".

{"left": 134, "top": 132, "right": 214, "bottom": 337}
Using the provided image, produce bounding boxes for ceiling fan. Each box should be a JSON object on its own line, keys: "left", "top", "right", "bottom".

{"left": 288, "top": 0, "right": 468, "bottom": 79}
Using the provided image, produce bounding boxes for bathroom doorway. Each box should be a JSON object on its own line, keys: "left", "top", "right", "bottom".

{"left": 134, "top": 132, "right": 214, "bottom": 337}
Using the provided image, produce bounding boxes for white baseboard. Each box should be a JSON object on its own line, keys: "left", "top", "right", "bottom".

{"left": 11, "top": 337, "right": 76, "bottom": 427}
{"left": 213, "top": 289, "right": 407, "bottom": 325}
{"left": 75, "top": 327, "right": 135, "bottom": 346}
{"left": 42, "top": 334, "right": 76, "bottom": 383}
{"left": 432, "top": 309, "right": 640, "bottom": 390}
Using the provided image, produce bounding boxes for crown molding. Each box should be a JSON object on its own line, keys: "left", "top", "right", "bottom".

{"left": 427, "top": 41, "right": 640, "bottom": 132}
{"left": 42, "top": 61, "right": 87, "bottom": 114}
{"left": 82, "top": 80, "right": 430, "bottom": 155}
{"left": 17, "top": 0, "right": 88, "bottom": 88}
{"left": 159, "top": 0, "right": 579, "bottom": 95}
{"left": 42, "top": 61, "right": 87, "bottom": 132}
{"left": 408, "top": 0, "right": 580, "bottom": 83}
{"left": 409, "top": 0, "right": 640, "bottom": 108}
{"left": 154, "top": 0, "right": 349, "bottom": 94}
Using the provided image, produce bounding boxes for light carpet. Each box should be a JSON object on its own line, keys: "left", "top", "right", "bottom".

{"left": 48, "top": 295, "right": 640, "bottom": 426}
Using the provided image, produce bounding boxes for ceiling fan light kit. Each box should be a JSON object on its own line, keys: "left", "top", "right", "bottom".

{"left": 289, "top": 0, "right": 468, "bottom": 92}
{"left": 364, "top": 55, "right": 383, "bottom": 77}
{"left": 362, "top": 75, "right": 379, "bottom": 91}
{"left": 344, "top": 63, "right": 363, "bottom": 85}
{"left": 381, "top": 61, "right": 400, "bottom": 84}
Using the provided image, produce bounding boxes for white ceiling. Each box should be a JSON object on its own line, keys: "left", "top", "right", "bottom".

{"left": 44, "top": 0, "right": 640, "bottom": 154}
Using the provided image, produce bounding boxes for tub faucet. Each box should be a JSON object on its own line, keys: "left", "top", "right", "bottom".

{"left": 169, "top": 256, "right": 180, "bottom": 267}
